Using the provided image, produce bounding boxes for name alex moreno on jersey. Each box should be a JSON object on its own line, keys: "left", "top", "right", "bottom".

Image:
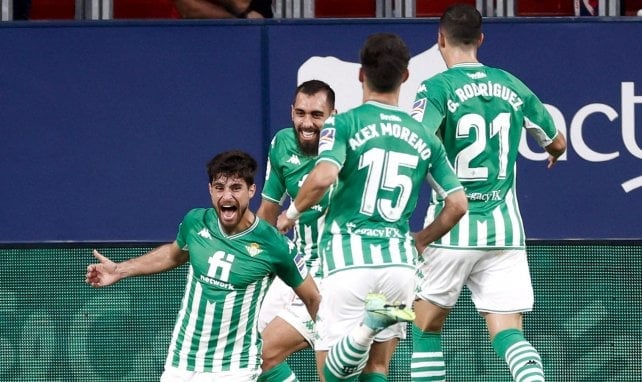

{"left": 348, "top": 119, "right": 431, "bottom": 160}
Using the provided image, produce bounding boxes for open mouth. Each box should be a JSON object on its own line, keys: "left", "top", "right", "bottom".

{"left": 298, "top": 129, "right": 317, "bottom": 140}
{"left": 220, "top": 204, "right": 238, "bottom": 220}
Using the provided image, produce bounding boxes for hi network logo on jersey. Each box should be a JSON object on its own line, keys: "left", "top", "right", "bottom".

{"left": 246, "top": 243, "right": 263, "bottom": 257}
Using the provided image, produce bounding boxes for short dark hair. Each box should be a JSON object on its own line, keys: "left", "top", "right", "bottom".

{"left": 440, "top": 4, "right": 482, "bottom": 46}
{"left": 206, "top": 150, "right": 257, "bottom": 186}
{"left": 360, "top": 33, "right": 410, "bottom": 93}
{"left": 294, "top": 79, "right": 336, "bottom": 110}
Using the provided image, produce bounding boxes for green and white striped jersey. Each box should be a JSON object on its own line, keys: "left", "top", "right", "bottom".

{"left": 262, "top": 128, "right": 329, "bottom": 277}
{"left": 166, "top": 208, "right": 307, "bottom": 373}
{"left": 317, "top": 101, "right": 463, "bottom": 276}
{"left": 412, "top": 62, "right": 559, "bottom": 249}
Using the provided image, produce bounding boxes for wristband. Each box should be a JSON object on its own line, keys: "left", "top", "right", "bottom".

{"left": 286, "top": 203, "right": 301, "bottom": 220}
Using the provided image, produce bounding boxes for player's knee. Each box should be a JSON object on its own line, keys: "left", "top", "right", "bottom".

{"left": 261, "top": 347, "right": 285, "bottom": 370}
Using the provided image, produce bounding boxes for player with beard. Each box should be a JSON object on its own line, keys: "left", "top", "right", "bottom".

{"left": 85, "top": 150, "right": 320, "bottom": 382}
{"left": 278, "top": 34, "right": 467, "bottom": 382}
{"left": 256, "top": 80, "right": 336, "bottom": 381}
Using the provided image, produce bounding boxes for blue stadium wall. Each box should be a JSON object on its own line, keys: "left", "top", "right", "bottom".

{"left": 0, "top": 17, "right": 641, "bottom": 381}
{"left": 1, "top": 17, "right": 641, "bottom": 242}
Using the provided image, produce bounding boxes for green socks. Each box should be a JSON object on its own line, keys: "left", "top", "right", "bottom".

{"left": 324, "top": 333, "right": 371, "bottom": 381}
{"left": 492, "top": 328, "right": 545, "bottom": 382}
{"left": 258, "top": 361, "right": 299, "bottom": 382}
{"left": 410, "top": 324, "right": 446, "bottom": 381}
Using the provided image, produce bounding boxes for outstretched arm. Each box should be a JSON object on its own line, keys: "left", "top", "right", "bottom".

{"left": 413, "top": 189, "right": 468, "bottom": 254}
{"left": 85, "top": 241, "right": 189, "bottom": 287}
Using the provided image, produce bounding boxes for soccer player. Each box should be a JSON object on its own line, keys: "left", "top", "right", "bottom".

{"left": 85, "top": 150, "right": 320, "bottom": 382}
{"left": 256, "top": 80, "right": 336, "bottom": 381}
{"left": 409, "top": 4, "right": 567, "bottom": 382}
{"left": 278, "top": 33, "right": 468, "bottom": 382}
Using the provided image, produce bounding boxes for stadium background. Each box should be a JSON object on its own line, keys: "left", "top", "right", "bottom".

{"left": 0, "top": 16, "right": 641, "bottom": 380}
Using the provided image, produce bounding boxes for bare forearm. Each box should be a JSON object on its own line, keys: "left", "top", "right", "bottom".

{"left": 116, "top": 242, "right": 188, "bottom": 278}
{"left": 293, "top": 162, "right": 337, "bottom": 212}
{"left": 257, "top": 200, "right": 281, "bottom": 226}
{"left": 415, "top": 191, "right": 467, "bottom": 250}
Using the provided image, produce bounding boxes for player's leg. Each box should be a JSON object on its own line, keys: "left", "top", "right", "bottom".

{"left": 359, "top": 338, "right": 398, "bottom": 381}
{"left": 322, "top": 268, "right": 415, "bottom": 381}
{"left": 412, "top": 247, "right": 477, "bottom": 381}
{"left": 470, "top": 249, "right": 544, "bottom": 382}
{"left": 259, "top": 279, "right": 317, "bottom": 381}
{"left": 316, "top": 350, "right": 328, "bottom": 382}
{"left": 259, "top": 317, "right": 309, "bottom": 381}
{"left": 259, "top": 278, "right": 310, "bottom": 382}
{"left": 411, "top": 300, "right": 450, "bottom": 381}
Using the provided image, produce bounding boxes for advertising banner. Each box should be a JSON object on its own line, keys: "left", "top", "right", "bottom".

{"left": 1, "top": 19, "right": 640, "bottom": 241}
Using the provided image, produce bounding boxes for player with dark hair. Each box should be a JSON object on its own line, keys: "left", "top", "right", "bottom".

{"left": 256, "top": 80, "right": 336, "bottom": 381}
{"left": 86, "top": 150, "right": 320, "bottom": 382}
{"left": 410, "top": 4, "right": 566, "bottom": 382}
{"left": 278, "top": 33, "right": 467, "bottom": 382}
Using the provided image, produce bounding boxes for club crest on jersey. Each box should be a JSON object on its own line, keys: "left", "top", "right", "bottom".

{"left": 246, "top": 243, "right": 263, "bottom": 257}
{"left": 318, "top": 128, "right": 336, "bottom": 153}
{"left": 411, "top": 98, "right": 426, "bottom": 122}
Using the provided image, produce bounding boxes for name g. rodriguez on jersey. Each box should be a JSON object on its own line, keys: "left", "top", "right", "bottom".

{"left": 418, "top": 80, "right": 525, "bottom": 113}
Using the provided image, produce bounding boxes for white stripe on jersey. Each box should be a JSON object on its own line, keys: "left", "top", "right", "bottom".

{"left": 303, "top": 224, "right": 313, "bottom": 260}
{"left": 350, "top": 233, "right": 364, "bottom": 265}
{"left": 329, "top": 221, "right": 346, "bottom": 270}
{"left": 195, "top": 300, "right": 215, "bottom": 370}
{"left": 404, "top": 236, "right": 415, "bottom": 263}
{"left": 231, "top": 283, "right": 256, "bottom": 370}
{"left": 492, "top": 207, "right": 506, "bottom": 247}
{"left": 506, "top": 188, "right": 522, "bottom": 246}
{"left": 309, "top": 214, "right": 325, "bottom": 276}
{"left": 458, "top": 213, "right": 470, "bottom": 246}
{"left": 212, "top": 290, "right": 235, "bottom": 372}
{"left": 248, "top": 279, "right": 271, "bottom": 370}
{"left": 370, "top": 243, "right": 383, "bottom": 264}
{"left": 180, "top": 279, "right": 204, "bottom": 369}
{"left": 389, "top": 238, "right": 401, "bottom": 264}
{"left": 476, "top": 220, "right": 487, "bottom": 247}
{"left": 166, "top": 267, "right": 195, "bottom": 370}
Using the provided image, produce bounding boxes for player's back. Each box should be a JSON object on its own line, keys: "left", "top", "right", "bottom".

{"left": 417, "top": 63, "right": 555, "bottom": 213}
{"left": 414, "top": 63, "right": 557, "bottom": 249}
{"left": 320, "top": 101, "right": 437, "bottom": 237}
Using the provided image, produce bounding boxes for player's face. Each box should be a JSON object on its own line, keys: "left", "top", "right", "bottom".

{"left": 209, "top": 175, "right": 256, "bottom": 234}
{"left": 291, "top": 91, "right": 334, "bottom": 156}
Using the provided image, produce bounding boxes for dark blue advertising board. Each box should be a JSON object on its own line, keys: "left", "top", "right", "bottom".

{"left": 1, "top": 18, "right": 640, "bottom": 242}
